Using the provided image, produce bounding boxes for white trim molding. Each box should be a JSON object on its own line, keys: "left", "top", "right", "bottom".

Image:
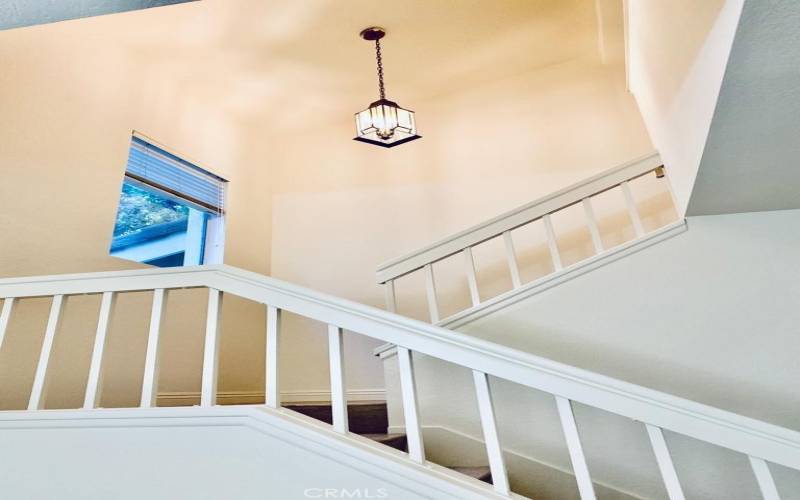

{"left": 375, "top": 152, "right": 663, "bottom": 284}
{"left": 156, "top": 389, "right": 387, "bottom": 406}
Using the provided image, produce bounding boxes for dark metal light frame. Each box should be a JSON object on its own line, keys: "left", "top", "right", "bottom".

{"left": 354, "top": 27, "right": 421, "bottom": 148}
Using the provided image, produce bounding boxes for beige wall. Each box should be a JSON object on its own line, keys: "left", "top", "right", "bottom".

{"left": 0, "top": 15, "right": 272, "bottom": 408}
{"left": 0, "top": 0, "right": 656, "bottom": 405}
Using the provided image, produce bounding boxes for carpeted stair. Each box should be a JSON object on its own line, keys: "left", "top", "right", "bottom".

{"left": 284, "top": 403, "right": 492, "bottom": 484}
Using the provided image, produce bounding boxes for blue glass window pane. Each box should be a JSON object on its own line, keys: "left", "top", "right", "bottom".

{"left": 110, "top": 182, "right": 199, "bottom": 268}
{"left": 112, "top": 182, "right": 189, "bottom": 240}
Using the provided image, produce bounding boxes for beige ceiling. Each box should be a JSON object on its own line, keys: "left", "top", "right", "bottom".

{"left": 13, "top": 0, "right": 610, "bottom": 129}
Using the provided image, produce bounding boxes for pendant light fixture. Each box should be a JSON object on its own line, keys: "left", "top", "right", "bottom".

{"left": 354, "top": 27, "right": 421, "bottom": 148}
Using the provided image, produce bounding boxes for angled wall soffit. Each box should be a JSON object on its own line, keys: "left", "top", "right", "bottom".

{"left": 0, "top": 0, "right": 197, "bottom": 31}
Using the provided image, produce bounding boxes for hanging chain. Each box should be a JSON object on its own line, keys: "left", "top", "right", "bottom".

{"left": 375, "top": 39, "right": 386, "bottom": 100}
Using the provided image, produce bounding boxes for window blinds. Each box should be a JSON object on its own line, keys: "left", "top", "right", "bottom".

{"left": 126, "top": 136, "right": 227, "bottom": 213}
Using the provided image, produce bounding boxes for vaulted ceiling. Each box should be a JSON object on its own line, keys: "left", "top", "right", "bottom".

{"left": 0, "top": 0, "right": 617, "bottom": 131}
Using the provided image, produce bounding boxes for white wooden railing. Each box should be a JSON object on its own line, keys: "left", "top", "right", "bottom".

{"left": 376, "top": 153, "right": 676, "bottom": 323}
{"left": 0, "top": 265, "right": 797, "bottom": 498}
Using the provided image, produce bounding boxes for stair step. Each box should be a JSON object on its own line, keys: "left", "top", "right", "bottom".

{"left": 363, "top": 433, "right": 408, "bottom": 452}
{"left": 449, "top": 466, "right": 492, "bottom": 484}
{"left": 284, "top": 403, "right": 388, "bottom": 434}
{"left": 286, "top": 404, "right": 491, "bottom": 485}
{"left": 365, "top": 432, "right": 492, "bottom": 485}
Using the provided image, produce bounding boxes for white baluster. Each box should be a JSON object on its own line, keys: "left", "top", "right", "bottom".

{"left": 423, "top": 264, "right": 440, "bottom": 323}
{"left": 542, "top": 214, "right": 563, "bottom": 271}
{"left": 84, "top": 291, "right": 116, "bottom": 409}
{"left": 646, "top": 424, "right": 685, "bottom": 500}
{"left": 621, "top": 181, "right": 645, "bottom": 237}
{"left": 502, "top": 231, "right": 522, "bottom": 289}
{"left": 397, "top": 347, "right": 425, "bottom": 463}
{"left": 328, "top": 324, "right": 348, "bottom": 433}
{"left": 201, "top": 288, "right": 223, "bottom": 407}
{"left": 0, "top": 297, "right": 15, "bottom": 351}
{"left": 384, "top": 280, "right": 397, "bottom": 313}
{"left": 265, "top": 305, "right": 281, "bottom": 409}
{"left": 141, "top": 288, "right": 168, "bottom": 408}
{"left": 582, "top": 198, "right": 604, "bottom": 254}
{"left": 472, "top": 370, "right": 510, "bottom": 495}
{"left": 463, "top": 247, "right": 481, "bottom": 307}
{"left": 555, "top": 396, "right": 596, "bottom": 500}
{"left": 749, "top": 456, "right": 781, "bottom": 500}
{"left": 28, "top": 295, "right": 65, "bottom": 410}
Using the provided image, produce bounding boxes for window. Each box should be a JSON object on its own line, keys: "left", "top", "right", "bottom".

{"left": 110, "top": 135, "right": 227, "bottom": 267}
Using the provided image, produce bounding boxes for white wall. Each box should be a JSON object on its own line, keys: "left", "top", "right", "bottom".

{"left": 1, "top": 428, "right": 408, "bottom": 500}
{"left": 387, "top": 209, "right": 800, "bottom": 499}
{"left": 0, "top": 412, "right": 436, "bottom": 500}
{"left": 626, "top": 0, "right": 744, "bottom": 216}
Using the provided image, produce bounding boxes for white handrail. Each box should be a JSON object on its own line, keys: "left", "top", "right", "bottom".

{"left": 375, "top": 152, "right": 663, "bottom": 284}
{"left": 1, "top": 264, "right": 798, "bottom": 476}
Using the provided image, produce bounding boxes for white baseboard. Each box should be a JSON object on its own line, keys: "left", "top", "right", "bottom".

{"left": 157, "top": 389, "right": 386, "bottom": 406}
{"left": 278, "top": 389, "right": 386, "bottom": 404}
